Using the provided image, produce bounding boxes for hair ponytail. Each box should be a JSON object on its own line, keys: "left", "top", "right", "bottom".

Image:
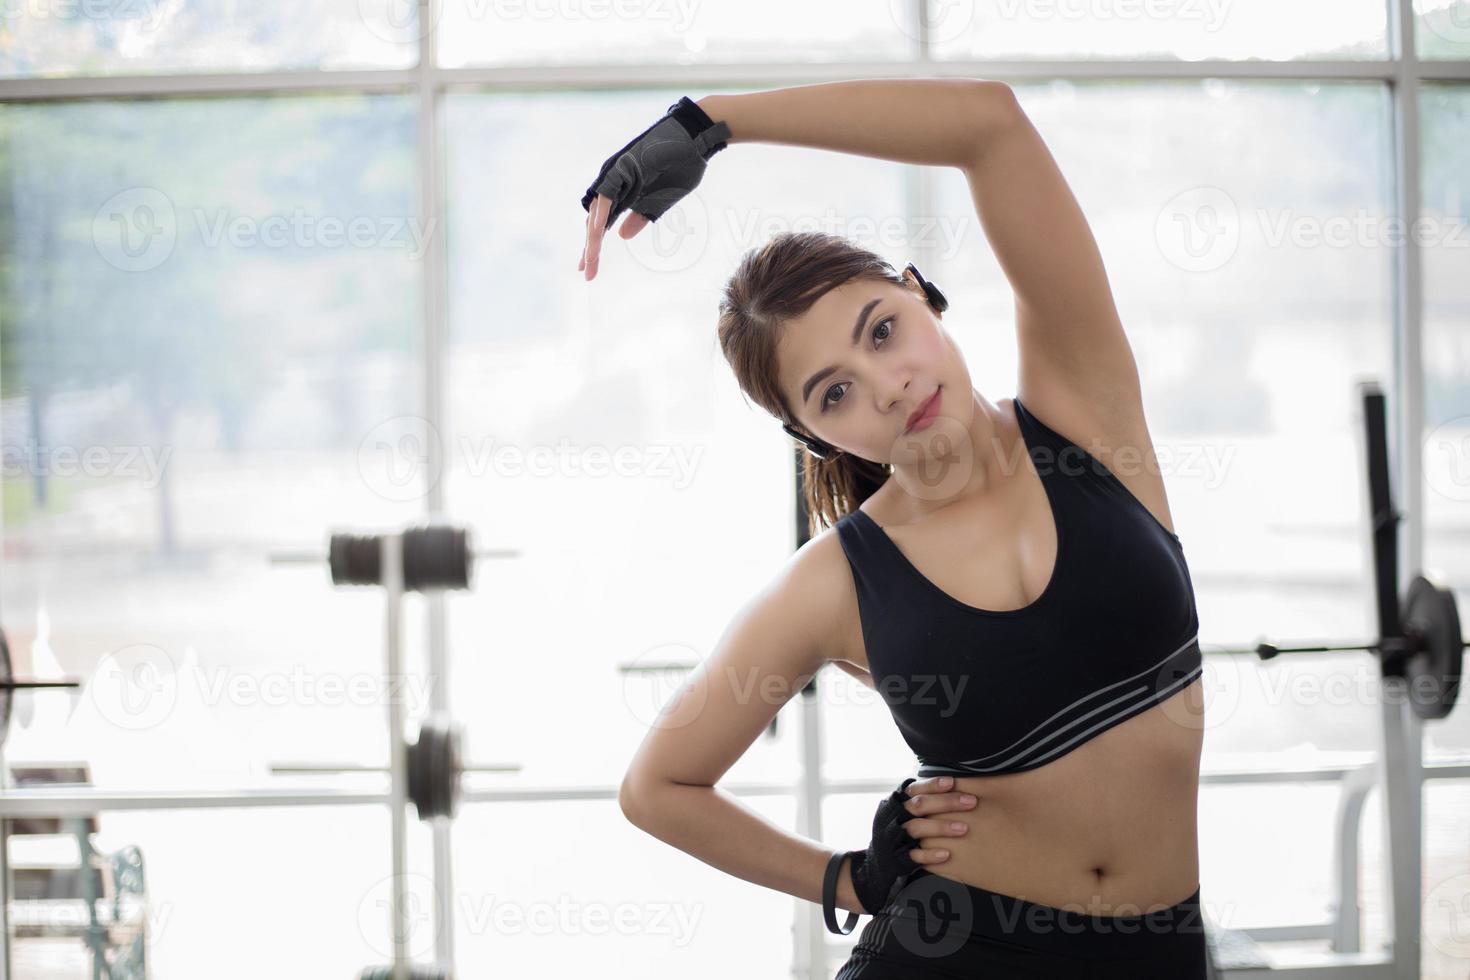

{"left": 796, "top": 448, "right": 890, "bottom": 540}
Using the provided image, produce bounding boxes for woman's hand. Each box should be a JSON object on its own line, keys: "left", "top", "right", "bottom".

{"left": 575, "top": 95, "right": 731, "bottom": 282}
{"left": 579, "top": 194, "right": 649, "bottom": 281}
{"left": 845, "top": 773, "right": 980, "bottom": 915}
{"left": 899, "top": 774, "right": 978, "bottom": 865}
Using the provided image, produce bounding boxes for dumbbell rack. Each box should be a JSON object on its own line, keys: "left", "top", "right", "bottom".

{"left": 322, "top": 524, "right": 477, "bottom": 980}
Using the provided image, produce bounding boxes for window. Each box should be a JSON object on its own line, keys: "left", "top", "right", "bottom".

{"left": 0, "top": 1, "right": 418, "bottom": 78}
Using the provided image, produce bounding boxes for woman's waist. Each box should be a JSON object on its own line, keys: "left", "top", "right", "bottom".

{"left": 908, "top": 787, "right": 1199, "bottom": 915}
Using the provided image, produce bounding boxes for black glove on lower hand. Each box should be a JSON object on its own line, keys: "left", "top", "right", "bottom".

{"left": 848, "top": 776, "right": 923, "bottom": 915}
{"left": 580, "top": 96, "right": 731, "bottom": 230}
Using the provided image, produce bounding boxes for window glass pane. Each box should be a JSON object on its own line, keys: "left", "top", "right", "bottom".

{"left": 437, "top": 0, "right": 910, "bottom": 67}
{"left": 450, "top": 797, "right": 797, "bottom": 976}
{"left": 442, "top": 88, "right": 911, "bottom": 789}
{"left": 932, "top": 0, "right": 1388, "bottom": 61}
{"left": 5, "top": 805, "right": 407, "bottom": 978}
{"left": 1421, "top": 82, "right": 1470, "bottom": 761}
{"left": 931, "top": 79, "right": 1394, "bottom": 750}
{"left": 0, "top": 94, "right": 426, "bottom": 789}
{"left": 0, "top": 0, "right": 417, "bottom": 79}
{"left": 1417, "top": 0, "right": 1470, "bottom": 58}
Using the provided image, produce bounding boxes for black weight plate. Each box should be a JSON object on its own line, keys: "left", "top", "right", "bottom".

{"left": 408, "top": 717, "right": 464, "bottom": 820}
{"left": 329, "top": 532, "right": 382, "bottom": 586}
{"left": 1401, "top": 575, "right": 1463, "bottom": 721}
{"left": 401, "top": 525, "right": 471, "bottom": 593}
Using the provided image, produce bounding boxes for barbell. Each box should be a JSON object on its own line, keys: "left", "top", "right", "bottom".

{"left": 0, "top": 626, "right": 83, "bottom": 750}
{"left": 1204, "top": 383, "right": 1464, "bottom": 721}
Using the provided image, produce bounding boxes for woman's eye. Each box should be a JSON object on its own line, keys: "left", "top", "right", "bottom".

{"left": 820, "top": 316, "right": 896, "bottom": 411}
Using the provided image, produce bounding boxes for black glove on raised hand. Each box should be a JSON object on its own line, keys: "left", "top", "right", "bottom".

{"left": 580, "top": 96, "right": 732, "bottom": 230}
{"left": 822, "top": 776, "right": 923, "bottom": 934}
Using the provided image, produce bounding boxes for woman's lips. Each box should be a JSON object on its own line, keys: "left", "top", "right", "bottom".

{"left": 905, "top": 386, "right": 941, "bottom": 433}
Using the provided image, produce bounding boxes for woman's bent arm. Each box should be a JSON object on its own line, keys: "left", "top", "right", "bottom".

{"left": 618, "top": 532, "right": 867, "bottom": 913}
{"left": 623, "top": 779, "right": 866, "bottom": 913}
{"left": 698, "top": 77, "right": 1020, "bottom": 171}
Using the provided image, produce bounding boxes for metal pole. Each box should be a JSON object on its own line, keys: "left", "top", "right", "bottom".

{"left": 415, "top": 0, "right": 458, "bottom": 970}
{"left": 1384, "top": 1, "right": 1426, "bottom": 976}
{"left": 382, "top": 532, "right": 410, "bottom": 980}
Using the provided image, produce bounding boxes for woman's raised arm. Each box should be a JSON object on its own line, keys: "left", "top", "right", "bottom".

{"left": 578, "top": 79, "right": 1018, "bottom": 279}
{"left": 698, "top": 77, "right": 1019, "bottom": 171}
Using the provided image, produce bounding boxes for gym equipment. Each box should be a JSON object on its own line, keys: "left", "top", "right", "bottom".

{"left": 1209, "top": 572, "right": 1463, "bottom": 720}
{"left": 357, "top": 967, "right": 449, "bottom": 980}
{"left": 277, "top": 524, "right": 476, "bottom": 980}
{"left": 271, "top": 522, "right": 519, "bottom": 978}
{"left": 1197, "top": 381, "right": 1465, "bottom": 977}
{"left": 328, "top": 525, "right": 473, "bottom": 592}
{"left": 406, "top": 715, "right": 463, "bottom": 821}
{"left": 269, "top": 715, "right": 498, "bottom": 822}
{"left": 2, "top": 764, "right": 149, "bottom": 980}
{"left": 1207, "top": 383, "right": 1464, "bottom": 722}
{"left": 0, "top": 626, "right": 83, "bottom": 750}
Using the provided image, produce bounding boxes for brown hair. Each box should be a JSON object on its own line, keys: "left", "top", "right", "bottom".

{"left": 717, "top": 230, "right": 920, "bottom": 539}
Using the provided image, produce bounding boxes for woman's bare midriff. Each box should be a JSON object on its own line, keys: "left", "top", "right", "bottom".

{"left": 909, "top": 676, "right": 1205, "bottom": 916}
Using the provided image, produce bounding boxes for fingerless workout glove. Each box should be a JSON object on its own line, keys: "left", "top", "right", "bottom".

{"left": 822, "top": 776, "right": 923, "bottom": 934}
{"left": 580, "top": 96, "right": 732, "bottom": 230}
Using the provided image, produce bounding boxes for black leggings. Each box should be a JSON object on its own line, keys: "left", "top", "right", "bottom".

{"left": 833, "top": 867, "right": 1208, "bottom": 979}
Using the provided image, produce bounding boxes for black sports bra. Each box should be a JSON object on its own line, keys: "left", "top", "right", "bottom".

{"left": 834, "top": 397, "right": 1202, "bottom": 777}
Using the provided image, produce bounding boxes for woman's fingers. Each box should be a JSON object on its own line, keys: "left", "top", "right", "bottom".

{"left": 581, "top": 195, "right": 611, "bottom": 280}
{"left": 579, "top": 198, "right": 650, "bottom": 279}
{"left": 905, "top": 814, "right": 971, "bottom": 865}
{"left": 908, "top": 844, "right": 955, "bottom": 864}
{"left": 619, "top": 212, "right": 649, "bottom": 239}
{"left": 904, "top": 789, "right": 979, "bottom": 818}
{"left": 905, "top": 775, "right": 956, "bottom": 797}
{"left": 897, "top": 777, "right": 976, "bottom": 865}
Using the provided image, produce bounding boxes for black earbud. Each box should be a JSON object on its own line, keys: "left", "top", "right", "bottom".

{"left": 905, "top": 262, "right": 949, "bottom": 313}
{"left": 782, "top": 421, "right": 842, "bottom": 460}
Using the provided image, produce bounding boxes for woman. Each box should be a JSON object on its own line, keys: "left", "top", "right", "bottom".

{"left": 583, "top": 79, "right": 1209, "bottom": 979}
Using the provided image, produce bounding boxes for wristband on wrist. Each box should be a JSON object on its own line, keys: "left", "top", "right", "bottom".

{"left": 822, "top": 849, "right": 861, "bottom": 935}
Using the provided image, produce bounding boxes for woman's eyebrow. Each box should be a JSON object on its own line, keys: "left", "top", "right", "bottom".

{"left": 800, "top": 297, "right": 883, "bottom": 406}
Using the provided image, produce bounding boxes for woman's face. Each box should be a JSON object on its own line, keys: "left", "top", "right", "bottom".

{"left": 777, "top": 274, "right": 970, "bottom": 464}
